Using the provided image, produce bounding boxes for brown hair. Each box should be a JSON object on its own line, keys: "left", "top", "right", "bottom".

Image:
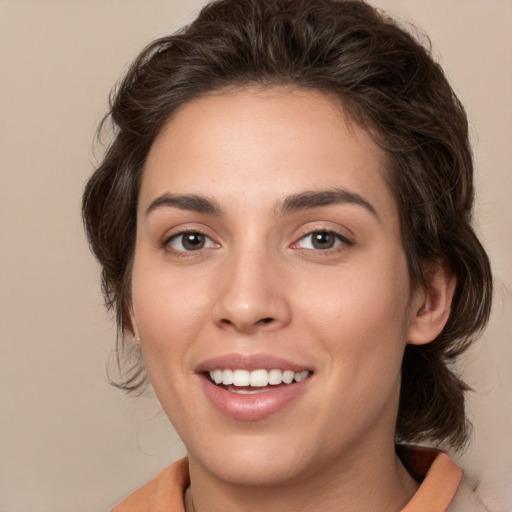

{"left": 82, "top": 0, "right": 492, "bottom": 449}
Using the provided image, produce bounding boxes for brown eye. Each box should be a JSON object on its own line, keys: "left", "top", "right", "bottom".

{"left": 182, "top": 233, "right": 205, "bottom": 250}
{"left": 168, "top": 232, "right": 217, "bottom": 252}
{"left": 294, "top": 230, "right": 351, "bottom": 251}
{"left": 311, "top": 231, "right": 336, "bottom": 249}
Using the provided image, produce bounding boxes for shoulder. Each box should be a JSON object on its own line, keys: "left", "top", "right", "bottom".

{"left": 448, "top": 474, "right": 490, "bottom": 512}
{"left": 398, "top": 445, "right": 490, "bottom": 512}
{"left": 112, "top": 458, "right": 189, "bottom": 512}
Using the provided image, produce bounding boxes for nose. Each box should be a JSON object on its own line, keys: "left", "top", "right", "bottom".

{"left": 212, "top": 249, "right": 292, "bottom": 335}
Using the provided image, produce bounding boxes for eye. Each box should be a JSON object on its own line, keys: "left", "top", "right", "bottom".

{"left": 167, "top": 231, "right": 218, "bottom": 252}
{"left": 294, "top": 230, "right": 350, "bottom": 251}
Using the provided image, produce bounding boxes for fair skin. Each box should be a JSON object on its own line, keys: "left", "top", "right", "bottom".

{"left": 130, "top": 87, "right": 455, "bottom": 512}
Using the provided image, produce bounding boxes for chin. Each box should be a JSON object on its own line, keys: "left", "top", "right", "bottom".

{"left": 187, "top": 429, "right": 323, "bottom": 488}
{"left": 203, "top": 454, "right": 310, "bottom": 487}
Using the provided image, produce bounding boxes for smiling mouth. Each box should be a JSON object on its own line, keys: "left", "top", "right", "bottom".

{"left": 207, "top": 368, "right": 311, "bottom": 394}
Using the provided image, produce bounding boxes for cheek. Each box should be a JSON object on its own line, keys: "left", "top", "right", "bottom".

{"left": 130, "top": 268, "right": 209, "bottom": 426}
{"left": 295, "top": 250, "right": 411, "bottom": 377}
{"left": 132, "top": 243, "right": 210, "bottom": 322}
{"left": 299, "top": 250, "right": 409, "bottom": 326}
{"left": 130, "top": 257, "right": 211, "bottom": 376}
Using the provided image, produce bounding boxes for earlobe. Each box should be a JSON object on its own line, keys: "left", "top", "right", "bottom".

{"left": 407, "top": 263, "right": 457, "bottom": 346}
{"left": 128, "top": 308, "right": 141, "bottom": 346}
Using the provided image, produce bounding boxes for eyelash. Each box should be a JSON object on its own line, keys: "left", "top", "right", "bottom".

{"left": 164, "top": 229, "right": 218, "bottom": 254}
{"left": 292, "top": 229, "right": 353, "bottom": 253}
{"left": 163, "top": 228, "right": 353, "bottom": 255}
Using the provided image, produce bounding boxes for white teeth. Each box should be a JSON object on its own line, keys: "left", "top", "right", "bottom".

{"left": 268, "top": 369, "right": 283, "bottom": 385}
{"left": 212, "top": 369, "right": 223, "bottom": 385}
{"left": 208, "top": 368, "right": 310, "bottom": 387}
{"left": 230, "top": 387, "right": 272, "bottom": 395}
{"left": 232, "top": 369, "right": 250, "bottom": 386}
{"left": 282, "top": 370, "right": 294, "bottom": 384}
{"left": 250, "top": 369, "right": 269, "bottom": 387}
{"left": 294, "top": 370, "right": 309, "bottom": 382}
{"left": 221, "top": 368, "right": 233, "bottom": 385}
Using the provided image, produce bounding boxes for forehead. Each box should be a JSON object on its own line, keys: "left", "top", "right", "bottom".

{"left": 141, "top": 87, "right": 398, "bottom": 227}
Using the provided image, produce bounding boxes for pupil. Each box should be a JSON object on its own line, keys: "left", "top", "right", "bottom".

{"left": 184, "top": 233, "right": 204, "bottom": 250}
{"left": 313, "top": 232, "right": 334, "bottom": 249}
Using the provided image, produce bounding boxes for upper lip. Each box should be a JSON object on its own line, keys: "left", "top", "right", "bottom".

{"left": 195, "top": 353, "right": 313, "bottom": 373}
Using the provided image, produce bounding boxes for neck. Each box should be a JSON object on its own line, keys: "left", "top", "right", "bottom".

{"left": 185, "top": 442, "right": 419, "bottom": 512}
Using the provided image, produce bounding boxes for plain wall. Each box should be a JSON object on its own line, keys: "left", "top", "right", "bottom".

{"left": 0, "top": 1, "right": 510, "bottom": 511}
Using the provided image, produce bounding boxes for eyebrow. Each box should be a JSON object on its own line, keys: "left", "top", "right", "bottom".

{"left": 145, "top": 187, "right": 378, "bottom": 219}
{"left": 146, "top": 193, "right": 222, "bottom": 216}
{"left": 276, "top": 188, "right": 378, "bottom": 219}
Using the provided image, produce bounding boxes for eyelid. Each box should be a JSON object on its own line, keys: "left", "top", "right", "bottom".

{"left": 290, "top": 226, "right": 354, "bottom": 252}
{"left": 162, "top": 226, "right": 220, "bottom": 253}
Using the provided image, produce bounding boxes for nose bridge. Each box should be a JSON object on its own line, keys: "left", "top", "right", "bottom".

{"left": 213, "top": 238, "right": 291, "bottom": 333}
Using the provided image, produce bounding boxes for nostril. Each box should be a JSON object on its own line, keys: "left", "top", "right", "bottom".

{"left": 217, "top": 316, "right": 279, "bottom": 331}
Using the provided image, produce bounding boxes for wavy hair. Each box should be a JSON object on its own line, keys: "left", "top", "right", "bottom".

{"left": 82, "top": 0, "right": 492, "bottom": 449}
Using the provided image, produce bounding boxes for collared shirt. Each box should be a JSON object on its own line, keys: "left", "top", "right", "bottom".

{"left": 112, "top": 447, "right": 469, "bottom": 512}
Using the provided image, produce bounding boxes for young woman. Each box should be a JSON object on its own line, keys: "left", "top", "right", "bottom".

{"left": 82, "top": 0, "right": 493, "bottom": 510}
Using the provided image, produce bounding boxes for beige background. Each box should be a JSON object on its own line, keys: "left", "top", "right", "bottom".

{"left": 0, "top": 1, "right": 510, "bottom": 511}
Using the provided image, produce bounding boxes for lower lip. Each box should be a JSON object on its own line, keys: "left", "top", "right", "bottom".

{"left": 199, "top": 375, "right": 310, "bottom": 421}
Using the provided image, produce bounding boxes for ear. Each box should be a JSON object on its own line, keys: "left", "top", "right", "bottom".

{"left": 407, "top": 262, "right": 457, "bottom": 346}
{"left": 128, "top": 307, "right": 141, "bottom": 346}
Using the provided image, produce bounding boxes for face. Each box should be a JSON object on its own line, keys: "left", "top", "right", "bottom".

{"left": 131, "top": 88, "right": 420, "bottom": 486}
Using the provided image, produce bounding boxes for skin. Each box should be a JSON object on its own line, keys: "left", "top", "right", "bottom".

{"left": 130, "top": 87, "right": 455, "bottom": 512}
